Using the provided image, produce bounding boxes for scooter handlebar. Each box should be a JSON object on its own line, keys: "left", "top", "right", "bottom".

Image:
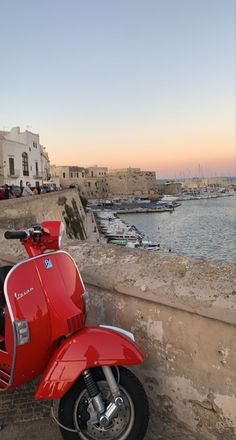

{"left": 4, "top": 230, "right": 29, "bottom": 240}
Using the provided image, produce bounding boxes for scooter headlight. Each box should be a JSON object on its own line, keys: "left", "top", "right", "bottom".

{"left": 41, "top": 221, "right": 66, "bottom": 250}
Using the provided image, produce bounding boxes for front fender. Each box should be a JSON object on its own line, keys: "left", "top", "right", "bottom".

{"left": 35, "top": 326, "right": 144, "bottom": 400}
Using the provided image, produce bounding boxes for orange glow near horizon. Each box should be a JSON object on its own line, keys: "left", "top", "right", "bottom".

{"left": 46, "top": 128, "right": 235, "bottom": 177}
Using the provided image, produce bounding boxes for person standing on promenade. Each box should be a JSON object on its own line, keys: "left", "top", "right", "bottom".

{"left": 32, "top": 187, "right": 38, "bottom": 195}
{"left": 22, "top": 182, "right": 33, "bottom": 197}
{"left": 4, "top": 184, "right": 10, "bottom": 199}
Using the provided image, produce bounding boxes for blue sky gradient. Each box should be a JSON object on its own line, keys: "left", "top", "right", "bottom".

{"left": 0, "top": 0, "right": 235, "bottom": 177}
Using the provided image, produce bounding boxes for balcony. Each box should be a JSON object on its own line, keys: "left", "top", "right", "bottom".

{"left": 7, "top": 169, "right": 20, "bottom": 178}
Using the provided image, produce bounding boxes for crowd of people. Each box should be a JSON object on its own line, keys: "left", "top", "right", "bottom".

{"left": 1, "top": 182, "right": 54, "bottom": 200}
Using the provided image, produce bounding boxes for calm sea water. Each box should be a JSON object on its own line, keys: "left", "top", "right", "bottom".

{"left": 119, "top": 195, "right": 236, "bottom": 262}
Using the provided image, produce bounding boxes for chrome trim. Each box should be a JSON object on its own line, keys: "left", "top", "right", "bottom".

{"left": 0, "top": 369, "right": 10, "bottom": 378}
{"left": 99, "top": 325, "right": 135, "bottom": 342}
{"left": 102, "top": 366, "right": 120, "bottom": 396}
{"left": 0, "top": 378, "right": 9, "bottom": 386}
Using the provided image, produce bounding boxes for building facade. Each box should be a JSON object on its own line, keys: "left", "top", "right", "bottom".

{"left": 50, "top": 165, "right": 86, "bottom": 188}
{"left": 0, "top": 127, "right": 50, "bottom": 188}
{"left": 51, "top": 165, "right": 158, "bottom": 199}
{"left": 51, "top": 165, "right": 109, "bottom": 199}
{"left": 106, "top": 168, "right": 158, "bottom": 197}
{"left": 181, "top": 177, "right": 226, "bottom": 190}
{"left": 86, "top": 166, "right": 107, "bottom": 178}
{"left": 157, "top": 181, "right": 182, "bottom": 195}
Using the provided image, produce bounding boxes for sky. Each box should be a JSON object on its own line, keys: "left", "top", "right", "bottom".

{"left": 0, "top": 0, "right": 235, "bottom": 178}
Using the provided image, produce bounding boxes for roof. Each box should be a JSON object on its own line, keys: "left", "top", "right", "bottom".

{"left": 69, "top": 166, "right": 86, "bottom": 172}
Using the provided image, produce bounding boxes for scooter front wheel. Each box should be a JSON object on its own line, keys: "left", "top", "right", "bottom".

{"left": 58, "top": 366, "right": 149, "bottom": 440}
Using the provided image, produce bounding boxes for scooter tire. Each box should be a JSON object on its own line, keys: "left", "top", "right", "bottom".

{"left": 58, "top": 366, "right": 149, "bottom": 440}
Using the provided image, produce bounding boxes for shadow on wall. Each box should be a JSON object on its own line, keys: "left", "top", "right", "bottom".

{"left": 58, "top": 196, "right": 87, "bottom": 240}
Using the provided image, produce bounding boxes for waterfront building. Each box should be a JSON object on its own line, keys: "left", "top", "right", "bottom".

{"left": 78, "top": 177, "right": 109, "bottom": 199}
{"left": 181, "top": 177, "right": 226, "bottom": 190}
{"left": 51, "top": 165, "right": 158, "bottom": 199}
{"left": 106, "top": 167, "right": 158, "bottom": 197}
{"left": 0, "top": 127, "right": 50, "bottom": 188}
{"left": 51, "top": 164, "right": 109, "bottom": 199}
{"left": 108, "top": 167, "right": 141, "bottom": 174}
{"left": 50, "top": 165, "right": 86, "bottom": 188}
{"left": 86, "top": 165, "right": 108, "bottom": 178}
{"left": 80, "top": 166, "right": 109, "bottom": 198}
{"left": 157, "top": 181, "right": 182, "bottom": 195}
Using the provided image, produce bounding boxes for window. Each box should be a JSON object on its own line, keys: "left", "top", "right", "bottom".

{"left": 22, "top": 152, "right": 29, "bottom": 176}
{"left": 70, "top": 172, "right": 73, "bottom": 178}
{"left": 33, "top": 141, "right": 37, "bottom": 148}
{"left": 9, "top": 158, "right": 15, "bottom": 175}
{"left": 77, "top": 172, "right": 79, "bottom": 178}
{"left": 35, "top": 162, "right": 38, "bottom": 176}
{"left": 63, "top": 173, "right": 66, "bottom": 178}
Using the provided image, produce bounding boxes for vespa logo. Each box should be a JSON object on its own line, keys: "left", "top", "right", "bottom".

{"left": 44, "top": 258, "right": 53, "bottom": 269}
{"left": 14, "top": 287, "right": 34, "bottom": 301}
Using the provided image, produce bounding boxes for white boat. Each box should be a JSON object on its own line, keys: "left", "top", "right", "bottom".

{"left": 159, "top": 195, "right": 179, "bottom": 203}
{"left": 140, "top": 240, "right": 160, "bottom": 251}
{"left": 126, "top": 239, "right": 160, "bottom": 251}
{"left": 95, "top": 210, "right": 160, "bottom": 250}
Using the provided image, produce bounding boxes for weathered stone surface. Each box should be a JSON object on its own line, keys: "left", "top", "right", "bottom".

{"left": 0, "top": 189, "right": 86, "bottom": 260}
{"left": 68, "top": 241, "right": 236, "bottom": 324}
{"left": 67, "top": 242, "right": 236, "bottom": 439}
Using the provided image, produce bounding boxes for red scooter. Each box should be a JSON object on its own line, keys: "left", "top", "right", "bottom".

{"left": 0, "top": 221, "right": 149, "bottom": 440}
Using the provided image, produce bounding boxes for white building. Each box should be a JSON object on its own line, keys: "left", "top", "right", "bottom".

{"left": 0, "top": 127, "right": 50, "bottom": 188}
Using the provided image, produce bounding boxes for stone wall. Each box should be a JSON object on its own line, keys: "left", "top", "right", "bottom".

{"left": 0, "top": 189, "right": 86, "bottom": 260}
{"left": 0, "top": 195, "right": 235, "bottom": 438}
{"left": 67, "top": 242, "right": 236, "bottom": 440}
{"left": 106, "top": 170, "right": 158, "bottom": 196}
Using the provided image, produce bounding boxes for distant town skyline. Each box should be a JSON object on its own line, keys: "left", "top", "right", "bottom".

{"left": 0, "top": 0, "right": 235, "bottom": 179}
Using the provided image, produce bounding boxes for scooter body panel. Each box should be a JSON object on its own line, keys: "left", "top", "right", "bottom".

{"left": 35, "top": 326, "right": 144, "bottom": 400}
{"left": 1, "top": 251, "right": 85, "bottom": 388}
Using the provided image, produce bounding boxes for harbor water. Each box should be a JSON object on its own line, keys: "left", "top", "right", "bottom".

{"left": 119, "top": 195, "right": 236, "bottom": 262}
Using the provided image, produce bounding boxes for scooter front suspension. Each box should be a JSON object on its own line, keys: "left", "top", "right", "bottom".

{"left": 83, "top": 369, "right": 105, "bottom": 414}
{"left": 83, "top": 367, "right": 124, "bottom": 428}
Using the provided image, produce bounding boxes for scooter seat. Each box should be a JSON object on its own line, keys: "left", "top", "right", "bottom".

{"left": 0, "top": 265, "right": 14, "bottom": 292}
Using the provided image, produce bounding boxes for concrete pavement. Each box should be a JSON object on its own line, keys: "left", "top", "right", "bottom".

{"left": 0, "top": 407, "right": 203, "bottom": 440}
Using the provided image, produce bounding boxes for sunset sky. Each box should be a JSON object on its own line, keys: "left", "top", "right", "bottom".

{"left": 0, "top": 0, "right": 235, "bottom": 178}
